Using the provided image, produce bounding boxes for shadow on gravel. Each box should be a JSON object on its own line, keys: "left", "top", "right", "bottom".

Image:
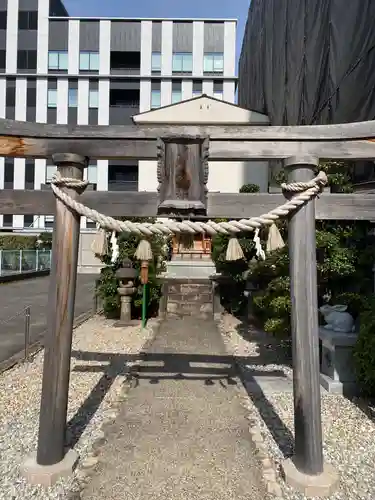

{"left": 67, "top": 347, "right": 288, "bottom": 451}
{"left": 234, "top": 318, "right": 295, "bottom": 459}
{"left": 66, "top": 350, "right": 134, "bottom": 449}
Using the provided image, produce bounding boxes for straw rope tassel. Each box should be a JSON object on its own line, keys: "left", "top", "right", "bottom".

{"left": 90, "top": 224, "right": 108, "bottom": 257}
{"left": 226, "top": 237, "right": 245, "bottom": 261}
{"left": 266, "top": 223, "right": 285, "bottom": 253}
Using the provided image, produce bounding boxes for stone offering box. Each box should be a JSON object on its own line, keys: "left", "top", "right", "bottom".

{"left": 319, "top": 326, "right": 359, "bottom": 395}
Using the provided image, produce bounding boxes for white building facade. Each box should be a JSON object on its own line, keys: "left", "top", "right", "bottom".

{"left": 0, "top": 0, "right": 238, "bottom": 230}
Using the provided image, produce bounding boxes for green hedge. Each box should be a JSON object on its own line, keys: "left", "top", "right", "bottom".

{"left": 0, "top": 234, "right": 37, "bottom": 250}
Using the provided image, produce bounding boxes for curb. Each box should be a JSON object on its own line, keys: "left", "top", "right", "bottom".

{"left": 67, "top": 318, "right": 161, "bottom": 499}
{"left": 238, "top": 390, "right": 283, "bottom": 498}
{"left": 0, "top": 269, "right": 50, "bottom": 284}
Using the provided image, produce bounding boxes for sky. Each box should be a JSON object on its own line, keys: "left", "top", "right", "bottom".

{"left": 62, "top": 0, "right": 250, "bottom": 74}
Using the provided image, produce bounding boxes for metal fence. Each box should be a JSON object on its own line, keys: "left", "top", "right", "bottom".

{"left": 0, "top": 249, "right": 52, "bottom": 276}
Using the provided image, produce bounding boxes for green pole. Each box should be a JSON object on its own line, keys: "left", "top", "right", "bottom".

{"left": 142, "top": 283, "right": 147, "bottom": 328}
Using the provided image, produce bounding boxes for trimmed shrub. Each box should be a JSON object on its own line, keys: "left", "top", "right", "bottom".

{"left": 0, "top": 234, "right": 37, "bottom": 250}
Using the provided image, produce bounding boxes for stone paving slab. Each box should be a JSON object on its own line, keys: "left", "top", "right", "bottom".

{"left": 80, "top": 317, "right": 267, "bottom": 500}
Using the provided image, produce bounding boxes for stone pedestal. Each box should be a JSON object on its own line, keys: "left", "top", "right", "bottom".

{"left": 319, "top": 326, "right": 358, "bottom": 395}
{"left": 159, "top": 278, "right": 214, "bottom": 319}
{"left": 115, "top": 282, "right": 139, "bottom": 327}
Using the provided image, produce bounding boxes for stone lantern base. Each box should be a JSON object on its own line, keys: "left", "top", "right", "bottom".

{"left": 114, "top": 283, "right": 140, "bottom": 327}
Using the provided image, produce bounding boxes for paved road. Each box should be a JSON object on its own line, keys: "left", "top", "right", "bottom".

{"left": 0, "top": 274, "right": 97, "bottom": 365}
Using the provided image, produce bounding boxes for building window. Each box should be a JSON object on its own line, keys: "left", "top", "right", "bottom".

{"left": 46, "top": 165, "right": 57, "bottom": 183}
{"left": 151, "top": 90, "right": 161, "bottom": 109}
{"left": 85, "top": 164, "right": 97, "bottom": 185}
{"left": 18, "top": 11, "right": 38, "bottom": 30}
{"left": 79, "top": 52, "right": 99, "bottom": 71}
{"left": 25, "top": 160, "right": 35, "bottom": 190}
{"left": 24, "top": 215, "right": 35, "bottom": 227}
{"left": 45, "top": 216, "right": 54, "bottom": 228}
{"left": 110, "top": 52, "right": 140, "bottom": 72}
{"left": 27, "top": 84, "right": 37, "bottom": 108}
{"left": 0, "top": 50, "right": 5, "bottom": 71}
{"left": 5, "top": 79, "right": 15, "bottom": 108}
{"left": 192, "top": 80, "right": 202, "bottom": 98}
{"left": 0, "top": 11, "right": 7, "bottom": 30}
{"left": 47, "top": 89, "right": 57, "bottom": 108}
{"left": 203, "top": 53, "right": 224, "bottom": 73}
{"left": 4, "top": 159, "right": 14, "bottom": 189}
{"left": 48, "top": 51, "right": 68, "bottom": 70}
{"left": 172, "top": 53, "right": 193, "bottom": 73}
{"left": 3, "top": 215, "right": 13, "bottom": 228}
{"left": 108, "top": 164, "right": 138, "bottom": 192}
{"left": 68, "top": 88, "right": 78, "bottom": 107}
{"left": 89, "top": 90, "right": 99, "bottom": 108}
{"left": 172, "top": 81, "right": 182, "bottom": 104}
{"left": 151, "top": 52, "right": 161, "bottom": 72}
{"left": 17, "top": 50, "right": 37, "bottom": 71}
{"left": 213, "top": 81, "right": 223, "bottom": 100}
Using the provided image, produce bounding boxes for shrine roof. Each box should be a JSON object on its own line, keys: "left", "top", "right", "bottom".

{"left": 132, "top": 94, "right": 270, "bottom": 125}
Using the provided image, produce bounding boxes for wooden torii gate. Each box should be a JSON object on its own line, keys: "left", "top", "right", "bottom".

{"left": 1, "top": 117, "right": 375, "bottom": 493}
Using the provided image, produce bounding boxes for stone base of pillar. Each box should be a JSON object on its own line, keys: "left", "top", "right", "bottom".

{"left": 20, "top": 449, "right": 78, "bottom": 487}
{"left": 281, "top": 458, "right": 339, "bottom": 497}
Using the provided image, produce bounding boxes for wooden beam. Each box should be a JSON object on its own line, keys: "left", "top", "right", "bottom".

{"left": 1, "top": 116, "right": 375, "bottom": 140}
{"left": 2, "top": 189, "right": 375, "bottom": 221}
{"left": 1, "top": 134, "right": 375, "bottom": 161}
{"left": 209, "top": 140, "right": 375, "bottom": 160}
{"left": 0, "top": 136, "right": 157, "bottom": 160}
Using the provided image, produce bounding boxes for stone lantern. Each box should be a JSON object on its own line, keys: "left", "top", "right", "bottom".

{"left": 115, "top": 258, "right": 138, "bottom": 326}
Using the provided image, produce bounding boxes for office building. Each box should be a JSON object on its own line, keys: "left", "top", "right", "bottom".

{"left": 0, "top": 0, "right": 237, "bottom": 230}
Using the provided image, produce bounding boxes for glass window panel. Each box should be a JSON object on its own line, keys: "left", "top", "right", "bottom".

{"left": 171, "top": 91, "right": 182, "bottom": 104}
{"left": 203, "top": 54, "right": 214, "bottom": 72}
{"left": 46, "top": 165, "right": 57, "bottom": 182}
{"left": 47, "top": 89, "right": 57, "bottom": 108}
{"left": 79, "top": 52, "right": 90, "bottom": 70}
{"left": 48, "top": 52, "right": 59, "bottom": 69}
{"left": 213, "top": 91, "right": 223, "bottom": 100}
{"left": 213, "top": 54, "right": 224, "bottom": 72}
{"left": 151, "top": 52, "right": 161, "bottom": 71}
{"left": 172, "top": 53, "right": 183, "bottom": 72}
{"left": 89, "top": 90, "right": 99, "bottom": 108}
{"left": 182, "top": 54, "right": 192, "bottom": 72}
{"left": 89, "top": 52, "right": 99, "bottom": 70}
{"left": 87, "top": 165, "right": 97, "bottom": 184}
{"left": 151, "top": 90, "right": 161, "bottom": 108}
{"left": 68, "top": 88, "right": 78, "bottom": 107}
{"left": 58, "top": 52, "right": 68, "bottom": 70}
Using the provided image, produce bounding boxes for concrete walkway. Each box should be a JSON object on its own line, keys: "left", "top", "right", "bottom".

{"left": 80, "top": 317, "right": 267, "bottom": 500}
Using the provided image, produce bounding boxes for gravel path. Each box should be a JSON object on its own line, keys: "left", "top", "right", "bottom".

{"left": 80, "top": 316, "right": 268, "bottom": 500}
{"left": 219, "top": 314, "right": 375, "bottom": 500}
{"left": 0, "top": 315, "right": 156, "bottom": 500}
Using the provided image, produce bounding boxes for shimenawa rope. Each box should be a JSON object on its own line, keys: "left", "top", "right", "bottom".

{"left": 50, "top": 170, "right": 327, "bottom": 237}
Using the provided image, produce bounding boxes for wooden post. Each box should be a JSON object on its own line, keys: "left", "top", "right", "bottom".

{"left": 284, "top": 156, "right": 324, "bottom": 475}
{"left": 36, "top": 153, "right": 88, "bottom": 466}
